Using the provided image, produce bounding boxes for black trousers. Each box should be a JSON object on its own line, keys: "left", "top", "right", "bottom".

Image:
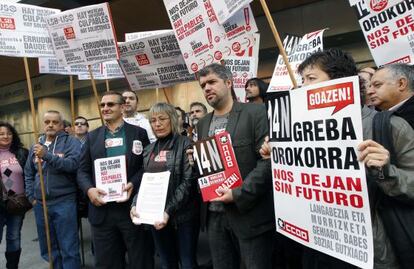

{"left": 91, "top": 205, "right": 154, "bottom": 269}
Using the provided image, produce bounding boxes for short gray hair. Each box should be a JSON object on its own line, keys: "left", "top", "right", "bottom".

{"left": 198, "top": 63, "right": 232, "bottom": 82}
{"left": 149, "top": 102, "right": 180, "bottom": 135}
{"left": 380, "top": 64, "right": 414, "bottom": 91}
{"left": 44, "top": 110, "right": 63, "bottom": 122}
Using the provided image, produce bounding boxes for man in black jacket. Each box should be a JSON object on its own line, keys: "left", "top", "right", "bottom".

{"left": 196, "top": 63, "right": 275, "bottom": 269}
{"left": 77, "top": 91, "right": 152, "bottom": 269}
{"left": 368, "top": 63, "right": 414, "bottom": 128}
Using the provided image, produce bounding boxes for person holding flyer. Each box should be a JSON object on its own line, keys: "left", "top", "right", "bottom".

{"left": 77, "top": 91, "right": 152, "bottom": 269}
{"left": 195, "top": 63, "right": 275, "bottom": 269}
{"left": 261, "top": 49, "right": 414, "bottom": 269}
{"left": 130, "top": 102, "right": 199, "bottom": 269}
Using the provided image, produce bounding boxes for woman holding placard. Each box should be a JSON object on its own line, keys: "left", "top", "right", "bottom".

{"left": 131, "top": 102, "right": 199, "bottom": 269}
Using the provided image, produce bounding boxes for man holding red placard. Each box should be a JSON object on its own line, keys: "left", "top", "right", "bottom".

{"left": 195, "top": 63, "right": 275, "bottom": 269}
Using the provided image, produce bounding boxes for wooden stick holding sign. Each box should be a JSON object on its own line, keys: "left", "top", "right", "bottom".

{"left": 105, "top": 79, "right": 110, "bottom": 92}
{"left": 23, "top": 57, "right": 54, "bottom": 269}
{"left": 163, "top": 88, "right": 171, "bottom": 104}
{"left": 69, "top": 75, "right": 75, "bottom": 127}
{"left": 259, "top": 0, "right": 298, "bottom": 89}
{"left": 88, "top": 65, "right": 104, "bottom": 125}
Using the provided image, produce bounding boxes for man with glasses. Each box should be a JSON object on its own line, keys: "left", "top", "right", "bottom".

{"left": 73, "top": 116, "right": 89, "bottom": 147}
{"left": 77, "top": 91, "right": 152, "bottom": 269}
{"left": 122, "top": 90, "right": 156, "bottom": 143}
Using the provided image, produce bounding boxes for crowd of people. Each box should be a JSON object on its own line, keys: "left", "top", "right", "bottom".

{"left": 0, "top": 49, "right": 413, "bottom": 269}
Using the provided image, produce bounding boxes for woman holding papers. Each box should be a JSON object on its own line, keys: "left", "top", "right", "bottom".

{"left": 131, "top": 102, "right": 199, "bottom": 269}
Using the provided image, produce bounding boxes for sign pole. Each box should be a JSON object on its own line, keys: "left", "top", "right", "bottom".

{"left": 69, "top": 75, "right": 75, "bottom": 127}
{"left": 163, "top": 88, "right": 171, "bottom": 104}
{"left": 105, "top": 79, "right": 110, "bottom": 92}
{"left": 88, "top": 65, "right": 104, "bottom": 125}
{"left": 23, "top": 57, "right": 54, "bottom": 269}
{"left": 259, "top": 0, "right": 298, "bottom": 88}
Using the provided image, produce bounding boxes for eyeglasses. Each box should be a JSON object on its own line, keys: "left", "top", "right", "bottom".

{"left": 100, "top": 102, "right": 122, "bottom": 108}
{"left": 149, "top": 117, "right": 170, "bottom": 124}
{"left": 74, "top": 122, "right": 87, "bottom": 126}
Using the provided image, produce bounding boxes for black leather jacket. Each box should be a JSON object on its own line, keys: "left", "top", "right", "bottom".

{"left": 135, "top": 133, "right": 199, "bottom": 226}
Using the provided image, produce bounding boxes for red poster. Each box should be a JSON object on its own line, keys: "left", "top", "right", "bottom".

{"left": 193, "top": 131, "right": 242, "bottom": 201}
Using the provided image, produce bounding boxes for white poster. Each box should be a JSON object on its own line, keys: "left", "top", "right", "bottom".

{"left": 351, "top": 0, "right": 414, "bottom": 65}
{"left": 349, "top": 0, "right": 403, "bottom": 12}
{"left": 163, "top": 0, "right": 257, "bottom": 73}
{"left": 78, "top": 60, "right": 124, "bottom": 80}
{"left": 268, "top": 29, "right": 325, "bottom": 92}
{"left": 268, "top": 76, "right": 373, "bottom": 269}
{"left": 46, "top": 3, "right": 119, "bottom": 66}
{"left": 38, "top": 57, "right": 102, "bottom": 76}
{"left": 134, "top": 171, "right": 171, "bottom": 225}
{"left": 223, "top": 33, "right": 260, "bottom": 102}
{"left": 125, "top": 29, "right": 172, "bottom": 42}
{"left": 0, "top": 2, "right": 59, "bottom": 57}
{"left": 94, "top": 155, "right": 128, "bottom": 203}
{"left": 118, "top": 30, "right": 195, "bottom": 90}
{"left": 209, "top": 0, "right": 253, "bottom": 24}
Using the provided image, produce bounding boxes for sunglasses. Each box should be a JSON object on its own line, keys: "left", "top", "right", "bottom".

{"left": 100, "top": 102, "right": 122, "bottom": 108}
{"left": 74, "top": 122, "right": 87, "bottom": 126}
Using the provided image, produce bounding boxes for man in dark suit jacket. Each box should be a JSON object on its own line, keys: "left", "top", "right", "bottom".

{"left": 369, "top": 63, "right": 414, "bottom": 128}
{"left": 196, "top": 63, "right": 275, "bottom": 269}
{"left": 77, "top": 91, "right": 152, "bottom": 269}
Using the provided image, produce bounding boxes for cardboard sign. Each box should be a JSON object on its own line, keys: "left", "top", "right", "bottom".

{"left": 163, "top": 0, "right": 257, "bottom": 73}
{"left": 94, "top": 155, "right": 128, "bottom": 202}
{"left": 268, "top": 29, "right": 325, "bottom": 92}
{"left": 0, "top": 3, "right": 60, "bottom": 58}
{"left": 350, "top": 0, "right": 414, "bottom": 65}
{"left": 118, "top": 30, "right": 195, "bottom": 90}
{"left": 193, "top": 131, "right": 242, "bottom": 201}
{"left": 223, "top": 33, "right": 260, "bottom": 102}
{"left": 46, "top": 3, "right": 119, "bottom": 66}
{"left": 267, "top": 76, "right": 373, "bottom": 269}
{"left": 209, "top": 0, "right": 253, "bottom": 24}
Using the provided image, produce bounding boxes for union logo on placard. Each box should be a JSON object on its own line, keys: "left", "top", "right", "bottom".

{"left": 0, "top": 17, "right": 15, "bottom": 30}
{"left": 64, "top": 27, "right": 76, "bottom": 39}
{"left": 370, "top": 0, "right": 388, "bottom": 12}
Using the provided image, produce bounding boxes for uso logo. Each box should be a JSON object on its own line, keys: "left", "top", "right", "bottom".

{"left": 278, "top": 218, "right": 309, "bottom": 242}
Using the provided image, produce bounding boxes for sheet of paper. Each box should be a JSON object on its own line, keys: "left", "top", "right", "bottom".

{"left": 134, "top": 171, "right": 171, "bottom": 225}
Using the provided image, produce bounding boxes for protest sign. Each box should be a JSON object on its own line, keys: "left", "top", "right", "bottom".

{"left": 193, "top": 131, "right": 242, "bottom": 201}
{"left": 46, "top": 3, "right": 119, "bottom": 66}
{"left": 78, "top": 60, "right": 124, "bottom": 80}
{"left": 118, "top": 30, "right": 195, "bottom": 90}
{"left": 350, "top": 0, "right": 414, "bottom": 65}
{"left": 349, "top": 0, "right": 403, "bottom": 12}
{"left": 38, "top": 57, "right": 103, "bottom": 76}
{"left": 268, "top": 29, "right": 325, "bottom": 92}
{"left": 133, "top": 171, "right": 171, "bottom": 225}
{"left": 268, "top": 76, "right": 373, "bottom": 269}
{"left": 125, "top": 29, "right": 172, "bottom": 42}
{"left": 209, "top": 0, "right": 253, "bottom": 24}
{"left": 223, "top": 33, "right": 260, "bottom": 102}
{"left": 0, "top": 3, "right": 59, "bottom": 57}
{"left": 163, "top": 0, "right": 257, "bottom": 73}
{"left": 94, "top": 155, "right": 127, "bottom": 202}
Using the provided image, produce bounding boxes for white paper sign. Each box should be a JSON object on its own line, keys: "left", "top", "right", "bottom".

{"left": 78, "top": 60, "right": 124, "bottom": 80}
{"left": 268, "top": 76, "right": 373, "bottom": 269}
{"left": 94, "top": 155, "right": 128, "bottom": 202}
{"left": 349, "top": 0, "right": 403, "bottom": 12}
{"left": 350, "top": 0, "right": 414, "bottom": 65}
{"left": 118, "top": 30, "right": 195, "bottom": 90}
{"left": 125, "top": 29, "right": 172, "bottom": 42}
{"left": 268, "top": 29, "right": 325, "bottom": 92}
{"left": 223, "top": 33, "right": 259, "bottom": 102}
{"left": 209, "top": 0, "right": 253, "bottom": 24}
{"left": 134, "top": 171, "right": 171, "bottom": 225}
{"left": 0, "top": 3, "right": 60, "bottom": 57}
{"left": 46, "top": 3, "right": 119, "bottom": 66}
{"left": 163, "top": 0, "right": 257, "bottom": 73}
{"left": 38, "top": 57, "right": 101, "bottom": 76}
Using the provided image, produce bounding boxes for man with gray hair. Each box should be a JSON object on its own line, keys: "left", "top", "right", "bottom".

{"left": 368, "top": 63, "right": 414, "bottom": 128}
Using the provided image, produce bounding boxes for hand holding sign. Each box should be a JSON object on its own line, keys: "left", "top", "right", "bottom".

{"left": 211, "top": 188, "right": 234, "bottom": 203}
{"left": 117, "top": 182, "right": 134, "bottom": 203}
{"left": 154, "top": 212, "right": 169, "bottom": 230}
{"left": 87, "top": 187, "right": 107, "bottom": 206}
{"left": 358, "top": 139, "right": 390, "bottom": 168}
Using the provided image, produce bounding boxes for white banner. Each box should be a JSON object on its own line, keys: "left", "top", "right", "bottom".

{"left": 351, "top": 0, "right": 414, "bottom": 65}
{"left": 125, "top": 29, "right": 172, "bottom": 42}
{"left": 0, "top": 3, "right": 60, "bottom": 57}
{"left": 163, "top": 0, "right": 257, "bottom": 73}
{"left": 268, "top": 76, "right": 373, "bottom": 269}
{"left": 46, "top": 3, "right": 119, "bottom": 66}
{"left": 209, "top": 0, "right": 253, "bottom": 24}
{"left": 118, "top": 30, "right": 195, "bottom": 90}
{"left": 78, "top": 60, "right": 124, "bottom": 80}
{"left": 38, "top": 57, "right": 102, "bottom": 76}
{"left": 223, "top": 33, "right": 259, "bottom": 102}
{"left": 268, "top": 29, "right": 325, "bottom": 92}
